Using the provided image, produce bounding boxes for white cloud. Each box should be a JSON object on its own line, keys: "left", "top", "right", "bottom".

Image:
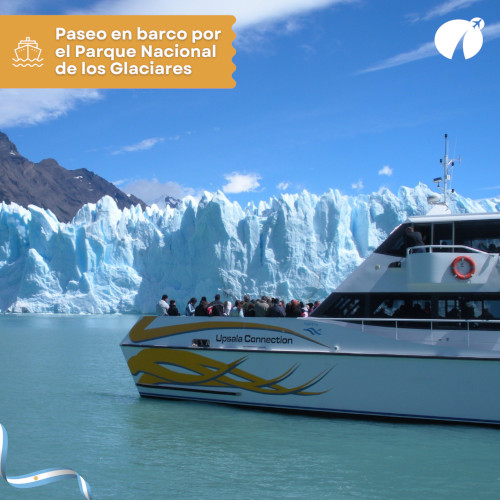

{"left": 222, "top": 172, "right": 262, "bottom": 194}
{"left": 378, "top": 165, "right": 393, "bottom": 176}
{"left": 121, "top": 178, "right": 194, "bottom": 205}
{"left": 0, "top": 89, "right": 101, "bottom": 128}
{"left": 112, "top": 137, "right": 165, "bottom": 155}
{"left": 0, "top": 0, "right": 32, "bottom": 14}
{"left": 415, "top": 0, "right": 483, "bottom": 22}
{"left": 112, "top": 178, "right": 131, "bottom": 187}
{"left": 277, "top": 181, "right": 289, "bottom": 190}
{"left": 75, "top": 0, "right": 357, "bottom": 28}
{"left": 361, "top": 21, "right": 500, "bottom": 73}
{"left": 360, "top": 42, "right": 436, "bottom": 73}
{"left": 484, "top": 22, "right": 500, "bottom": 41}
{"left": 351, "top": 179, "right": 364, "bottom": 189}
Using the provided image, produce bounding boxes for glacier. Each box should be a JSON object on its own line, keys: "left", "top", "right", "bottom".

{"left": 0, "top": 184, "right": 499, "bottom": 314}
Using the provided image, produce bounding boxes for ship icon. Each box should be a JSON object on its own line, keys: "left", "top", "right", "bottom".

{"left": 12, "top": 37, "right": 44, "bottom": 67}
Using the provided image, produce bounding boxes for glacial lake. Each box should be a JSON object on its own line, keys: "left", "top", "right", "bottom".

{"left": 0, "top": 315, "right": 499, "bottom": 499}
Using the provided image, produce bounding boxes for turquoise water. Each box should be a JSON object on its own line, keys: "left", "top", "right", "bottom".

{"left": 0, "top": 315, "right": 499, "bottom": 500}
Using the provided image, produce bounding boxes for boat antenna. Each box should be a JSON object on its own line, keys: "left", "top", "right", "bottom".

{"left": 434, "top": 133, "right": 461, "bottom": 207}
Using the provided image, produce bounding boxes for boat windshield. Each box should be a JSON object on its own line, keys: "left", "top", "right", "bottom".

{"left": 374, "top": 219, "right": 500, "bottom": 256}
{"left": 373, "top": 223, "right": 411, "bottom": 257}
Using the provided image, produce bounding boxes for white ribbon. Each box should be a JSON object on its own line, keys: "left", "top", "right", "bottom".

{"left": 0, "top": 424, "right": 92, "bottom": 499}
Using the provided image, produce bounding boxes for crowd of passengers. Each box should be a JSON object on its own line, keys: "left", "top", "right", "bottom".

{"left": 156, "top": 294, "right": 322, "bottom": 318}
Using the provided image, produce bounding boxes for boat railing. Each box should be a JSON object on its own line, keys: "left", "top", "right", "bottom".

{"left": 327, "top": 317, "right": 500, "bottom": 347}
{"left": 407, "top": 245, "right": 491, "bottom": 255}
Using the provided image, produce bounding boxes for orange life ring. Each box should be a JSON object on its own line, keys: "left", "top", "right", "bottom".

{"left": 451, "top": 255, "right": 476, "bottom": 280}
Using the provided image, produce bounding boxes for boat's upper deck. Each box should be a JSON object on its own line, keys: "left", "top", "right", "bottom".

{"left": 313, "top": 212, "right": 500, "bottom": 321}
{"left": 375, "top": 213, "right": 500, "bottom": 258}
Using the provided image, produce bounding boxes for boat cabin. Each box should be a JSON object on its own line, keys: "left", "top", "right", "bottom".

{"left": 312, "top": 214, "right": 500, "bottom": 329}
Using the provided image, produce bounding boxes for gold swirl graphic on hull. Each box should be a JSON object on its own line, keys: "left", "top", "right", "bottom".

{"left": 129, "top": 349, "right": 331, "bottom": 396}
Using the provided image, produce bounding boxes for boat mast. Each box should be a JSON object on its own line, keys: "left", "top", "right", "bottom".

{"left": 437, "top": 133, "right": 460, "bottom": 206}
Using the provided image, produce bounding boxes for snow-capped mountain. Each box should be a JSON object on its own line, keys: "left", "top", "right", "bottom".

{"left": 0, "top": 132, "right": 146, "bottom": 222}
{"left": 0, "top": 186, "right": 498, "bottom": 314}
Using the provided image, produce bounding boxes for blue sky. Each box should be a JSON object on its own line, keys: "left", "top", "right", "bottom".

{"left": 1, "top": 0, "right": 499, "bottom": 207}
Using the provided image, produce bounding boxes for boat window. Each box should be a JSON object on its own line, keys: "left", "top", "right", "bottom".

{"left": 312, "top": 292, "right": 500, "bottom": 329}
{"left": 438, "top": 298, "right": 460, "bottom": 319}
{"left": 370, "top": 295, "right": 431, "bottom": 319}
{"left": 374, "top": 224, "right": 409, "bottom": 257}
{"left": 313, "top": 294, "right": 364, "bottom": 318}
{"left": 375, "top": 223, "right": 433, "bottom": 257}
{"left": 332, "top": 295, "right": 363, "bottom": 317}
{"left": 432, "top": 223, "right": 453, "bottom": 250}
{"left": 437, "top": 296, "right": 500, "bottom": 320}
{"left": 483, "top": 299, "right": 500, "bottom": 319}
{"left": 371, "top": 296, "right": 403, "bottom": 317}
{"left": 380, "top": 298, "right": 407, "bottom": 318}
{"left": 371, "top": 297, "right": 394, "bottom": 317}
{"left": 413, "top": 224, "right": 431, "bottom": 247}
{"left": 454, "top": 220, "right": 500, "bottom": 253}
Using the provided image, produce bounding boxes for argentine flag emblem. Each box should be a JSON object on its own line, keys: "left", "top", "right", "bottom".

{"left": 0, "top": 424, "right": 92, "bottom": 499}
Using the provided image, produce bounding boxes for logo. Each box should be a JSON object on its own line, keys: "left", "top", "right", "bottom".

{"left": 11, "top": 36, "right": 44, "bottom": 68}
{"left": 304, "top": 327, "right": 322, "bottom": 336}
{"left": 434, "top": 17, "right": 485, "bottom": 59}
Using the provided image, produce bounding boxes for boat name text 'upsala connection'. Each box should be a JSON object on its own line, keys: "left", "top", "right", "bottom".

{"left": 216, "top": 335, "right": 293, "bottom": 345}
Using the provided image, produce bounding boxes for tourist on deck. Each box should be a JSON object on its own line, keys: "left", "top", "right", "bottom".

{"left": 195, "top": 297, "right": 209, "bottom": 316}
{"left": 230, "top": 300, "right": 244, "bottom": 318}
{"left": 223, "top": 300, "right": 232, "bottom": 316}
{"left": 156, "top": 294, "right": 169, "bottom": 316}
{"left": 185, "top": 297, "right": 197, "bottom": 316}
{"left": 242, "top": 294, "right": 252, "bottom": 315}
{"left": 168, "top": 300, "right": 180, "bottom": 316}
{"left": 405, "top": 226, "right": 425, "bottom": 253}
{"left": 286, "top": 300, "right": 302, "bottom": 317}
{"left": 245, "top": 302, "right": 256, "bottom": 317}
{"left": 209, "top": 294, "right": 224, "bottom": 316}
{"left": 268, "top": 298, "right": 286, "bottom": 317}
{"left": 301, "top": 304, "right": 310, "bottom": 317}
{"left": 255, "top": 296, "right": 271, "bottom": 317}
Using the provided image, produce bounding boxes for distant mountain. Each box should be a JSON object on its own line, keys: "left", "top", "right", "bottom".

{"left": 0, "top": 132, "right": 146, "bottom": 222}
{"left": 164, "top": 195, "right": 181, "bottom": 209}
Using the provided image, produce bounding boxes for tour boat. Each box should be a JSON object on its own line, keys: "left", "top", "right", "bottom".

{"left": 121, "top": 136, "right": 500, "bottom": 424}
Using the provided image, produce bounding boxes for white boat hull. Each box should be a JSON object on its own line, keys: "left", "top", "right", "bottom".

{"left": 121, "top": 316, "right": 500, "bottom": 424}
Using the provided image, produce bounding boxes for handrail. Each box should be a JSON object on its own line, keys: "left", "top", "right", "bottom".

{"left": 316, "top": 317, "right": 500, "bottom": 348}
{"left": 407, "top": 245, "right": 491, "bottom": 256}
{"left": 326, "top": 317, "right": 500, "bottom": 324}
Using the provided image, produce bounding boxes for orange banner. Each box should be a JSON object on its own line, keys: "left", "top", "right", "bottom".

{"left": 0, "top": 15, "right": 236, "bottom": 88}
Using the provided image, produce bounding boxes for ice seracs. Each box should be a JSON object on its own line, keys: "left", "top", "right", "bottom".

{"left": 0, "top": 186, "right": 498, "bottom": 313}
